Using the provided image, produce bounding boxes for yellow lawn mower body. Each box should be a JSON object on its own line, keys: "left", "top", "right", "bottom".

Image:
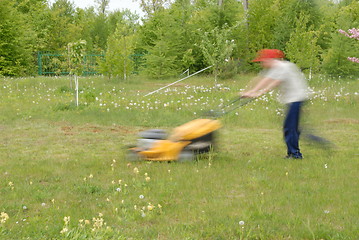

{"left": 128, "top": 119, "right": 221, "bottom": 162}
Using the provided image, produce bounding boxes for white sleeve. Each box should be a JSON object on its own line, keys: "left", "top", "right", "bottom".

{"left": 264, "top": 65, "right": 287, "bottom": 82}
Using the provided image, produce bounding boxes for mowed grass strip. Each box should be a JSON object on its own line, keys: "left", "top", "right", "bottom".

{"left": 0, "top": 75, "right": 358, "bottom": 239}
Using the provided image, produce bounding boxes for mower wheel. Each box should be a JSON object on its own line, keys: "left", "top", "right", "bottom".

{"left": 177, "top": 151, "right": 195, "bottom": 162}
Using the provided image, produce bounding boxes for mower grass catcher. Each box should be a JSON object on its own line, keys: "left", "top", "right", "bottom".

{"left": 127, "top": 118, "right": 221, "bottom": 162}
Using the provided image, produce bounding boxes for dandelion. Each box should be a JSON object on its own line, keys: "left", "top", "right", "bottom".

{"left": 147, "top": 203, "right": 155, "bottom": 211}
{"left": 111, "top": 160, "right": 116, "bottom": 171}
{"left": 60, "top": 227, "right": 69, "bottom": 234}
{"left": 79, "top": 219, "right": 85, "bottom": 227}
{"left": 41, "top": 203, "right": 46, "bottom": 207}
{"left": 139, "top": 195, "right": 144, "bottom": 199}
{"left": 0, "top": 212, "right": 9, "bottom": 224}
{"left": 92, "top": 217, "right": 104, "bottom": 231}
{"left": 145, "top": 177, "right": 151, "bottom": 182}
{"left": 116, "top": 187, "right": 121, "bottom": 192}
{"left": 133, "top": 167, "right": 139, "bottom": 174}
{"left": 64, "top": 216, "right": 70, "bottom": 224}
{"left": 324, "top": 210, "right": 330, "bottom": 214}
{"left": 89, "top": 174, "right": 93, "bottom": 179}
{"left": 239, "top": 220, "right": 245, "bottom": 225}
{"left": 324, "top": 164, "right": 328, "bottom": 169}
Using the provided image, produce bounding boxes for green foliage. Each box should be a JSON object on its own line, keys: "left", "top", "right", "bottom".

{"left": 0, "top": 0, "right": 36, "bottom": 76}
{"left": 144, "top": 37, "right": 180, "bottom": 79}
{"left": 286, "top": 12, "right": 322, "bottom": 74}
{"left": 90, "top": 14, "right": 110, "bottom": 51}
{"left": 273, "top": 0, "right": 322, "bottom": 50}
{"left": 198, "top": 24, "right": 237, "bottom": 80}
{"left": 58, "top": 85, "right": 73, "bottom": 93}
{"left": 47, "top": 0, "right": 82, "bottom": 51}
{"left": 246, "top": 0, "right": 277, "bottom": 51}
{"left": 321, "top": 1, "right": 359, "bottom": 76}
{"left": 67, "top": 40, "right": 87, "bottom": 76}
{"left": 140, "top": 10, "right": 184, "bottom": 78}
{"left": 98, "top": 24, "right": 135, "bottom": 80}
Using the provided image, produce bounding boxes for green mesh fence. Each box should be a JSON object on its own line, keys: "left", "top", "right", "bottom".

{"left": 38, "top": 52, "right": 145, "bottom": 76}
{"left": 37, "top": 51, "right": 104, "bottom": 76}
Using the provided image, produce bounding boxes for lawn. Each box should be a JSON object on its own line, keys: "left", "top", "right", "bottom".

{"left": 0, "top": 74, "right": 358, "bottom": 239}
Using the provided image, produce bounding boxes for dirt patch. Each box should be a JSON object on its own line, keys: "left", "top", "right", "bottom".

{"left": 79, "top": 125, "right": 103, "bottom": 133}
{"left": 325, "top": 118, "right": 359, "bottom": 124}
{"left": 61, "top": 126, "right": 75, "bottom": 135}
{"left": 60, "top": 124, "right": 139, "bottom": 135}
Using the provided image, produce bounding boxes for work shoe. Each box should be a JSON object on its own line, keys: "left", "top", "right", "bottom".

{"left": 284, "top": 154, "right": 303, "bottom": 160}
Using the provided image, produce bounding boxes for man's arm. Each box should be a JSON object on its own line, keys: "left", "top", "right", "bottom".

{"left": 241, "top": 77, "right": 281, "bottom": 98}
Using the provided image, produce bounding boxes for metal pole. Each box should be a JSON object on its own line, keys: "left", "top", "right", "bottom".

{"left": 75, "top": 75, "right": 79, "bottom": 106}
{"left": 144, "top": 65, "right": 213, "bottom": 97}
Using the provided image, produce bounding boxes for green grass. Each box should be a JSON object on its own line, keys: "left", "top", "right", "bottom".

{"left": 0, "top": 75, "right": 358, "bottom": 239}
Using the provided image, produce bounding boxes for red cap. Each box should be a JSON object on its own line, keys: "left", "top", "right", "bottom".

{"left": 252, "top": 49, "right": 285, "bottom": 62}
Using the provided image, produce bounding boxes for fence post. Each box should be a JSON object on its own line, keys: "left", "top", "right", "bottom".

{"left": 38, "top": 52, "right": 42, "bottom": 75}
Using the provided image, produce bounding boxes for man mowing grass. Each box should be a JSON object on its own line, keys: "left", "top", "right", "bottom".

{"left": 241, "top": 49, "right": 309, "bottom": 159}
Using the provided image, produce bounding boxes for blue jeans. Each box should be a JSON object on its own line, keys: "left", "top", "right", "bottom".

{"left": 284, "top": 101, "right": 303, "bottom": 158}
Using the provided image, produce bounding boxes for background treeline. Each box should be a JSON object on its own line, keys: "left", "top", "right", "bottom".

{"left": 0, "top": 0, "right": 358, "bottom": 78}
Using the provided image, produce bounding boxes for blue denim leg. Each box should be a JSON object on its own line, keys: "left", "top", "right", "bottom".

{"left": 283, "top": 102, "right": 303, "bottom": 158}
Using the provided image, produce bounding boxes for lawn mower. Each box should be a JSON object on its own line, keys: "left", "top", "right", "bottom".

{"left": 126, "top": 97, "right": 253, "bottom": 162}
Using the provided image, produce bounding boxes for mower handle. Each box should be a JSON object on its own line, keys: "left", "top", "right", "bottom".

{"left": 203, "top": 96, "right": 254, "bottom": 118}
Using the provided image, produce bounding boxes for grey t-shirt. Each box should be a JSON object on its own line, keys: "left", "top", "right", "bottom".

{"left": 262, "top": 60, "right": 308, "bottom": 104}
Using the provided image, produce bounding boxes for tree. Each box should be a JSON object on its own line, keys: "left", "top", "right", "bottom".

{"left": 67, "top": 40, "right": 87, "bottom": 76}
{"left": 137, "top": 0, "right": 171, "bottom": 17}
{"left": 98, "top": 24, "right": 136, "bottom": 80}
{"left": 95, "top": 0, "right": 110, "bottom": 15}
{"left": 339, "top": 28, "right": 359, "bottom": 63}
{"left": 245, "top": 0, "right": 277, "bottom": 53}
{"left": 0, "top": 0, "right": 35, "bottom": 76}
{"left": 47, "top": 0, "right": 81, "bottom": 50}
{"left": 66, "top": 40, "right": 87, "bottom": 106}
{"left": 198, "top": 24, "right": 236, "bottom": 81}
{"left": 285, "top": 12, "right": 322, "bottom": 77}
{"left": 138, "top": 8, "right": 186, "bottom": 78}
{"left": 144, "top": 37, "right": 179, "bottom": 78}
{"left": 321, "top": 1, "right": 359, "bottom": 76}
{"left": 272, "top": 0, "right": 322, "bottom": 50}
